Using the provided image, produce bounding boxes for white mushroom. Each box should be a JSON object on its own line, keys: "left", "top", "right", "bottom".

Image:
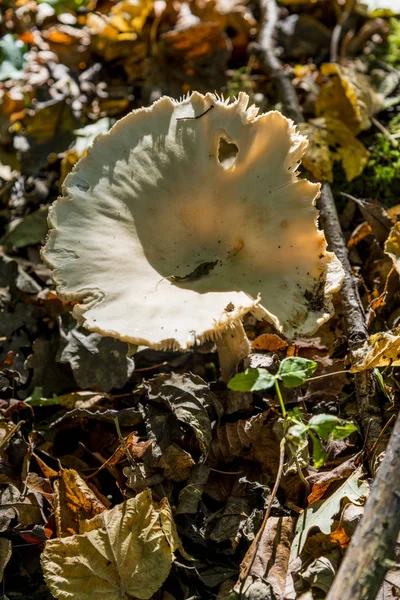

{"left": 42, "top": 92, "right": 343, "bottom": 380}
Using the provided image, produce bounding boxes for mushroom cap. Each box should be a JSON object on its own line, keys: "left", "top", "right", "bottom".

{"left": 42, "top": 92, "right": 344, "bottom": 350}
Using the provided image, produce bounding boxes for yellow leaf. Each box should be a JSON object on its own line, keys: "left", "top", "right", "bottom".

{"left": 299, "top": 117, "right": 369, "bottom": 182}
{"left": 385, "top": 221, "right": 400, "bottom": 274}
{"left": 351, "top": 326, "right": 400, "bottom": 371}
{"left": 316, "top": 63, "right": 382, "bottom": 134}
{"left": 41, "top": 490, "right": 179, "bottom": 600}
{"left": 53, "top": 468, "right": 108, "bottom": 537}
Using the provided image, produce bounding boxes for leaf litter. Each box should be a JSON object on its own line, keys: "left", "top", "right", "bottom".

{"left": 1, "top": 0, "right": 400, "bottom": 599}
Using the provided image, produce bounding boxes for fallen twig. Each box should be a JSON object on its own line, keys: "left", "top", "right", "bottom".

{"left": 236, "top": 437, "right": 286, "bottom": 594}
{"left": 326, "top": 411, "right": 400, "bottom": 600}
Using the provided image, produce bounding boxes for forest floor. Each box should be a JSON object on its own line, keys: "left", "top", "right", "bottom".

{"left": 1, "top": 0, "right": 400, "bottom": 599}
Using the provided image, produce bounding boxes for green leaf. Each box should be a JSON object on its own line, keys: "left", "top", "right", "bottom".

{"left": 228, "top": 368, "right": 276, "bottom": 392}
{"left": 309, "top": 414, "right": 358, "bottom": 441}
{"left": 277, "top": 357, "right": 318, "bottom": 388}
{"left": 287, "top": 423, "right": 308, "bottom": 445}
{"left": 331, "top": 422, "right": 358, "bottom": 440}
{"left": 309, "top": 414, "right": 342, "bottom": 440}
{"left": 310, "top": 433, "right": 327, "bottom": 468}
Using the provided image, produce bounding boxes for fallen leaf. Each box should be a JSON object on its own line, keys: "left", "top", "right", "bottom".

{"left": 290, "top": 467, "right": 368, "bottom": 557}
{"left": 351, "top": 326, "right": 400, "bottom": 371}
{"left": 176, "top": 464, "right": 210, "bottom": 514}
{"left": 307, "top": 455, "right": 359, "bottom": 505}
{"left": 0, "top": 538, "right": 11, "bottom": 583}
{"left": 252, "top": 333, "right": 288, "bottom": 352}
{"left": 41, "top": 490, "right": 180, "bottom": 600}
{"left": 343, "top": 194, "right": 392, "bottom": 247}
{"left": 57, "top": 318, "right": 135, "bottom": 392}
{"left": 315, "top": 63, "right": 382, "bottom": 134}
{"left": 159, "top": 443, "right": 195, "bottom": 481}
{"left": 144, "top": 372, "right": 223, "bottom": 455}
{"left": 236, "top": 516, "right": 295, "bottom": 598}
{"left": 53, "top": 468, "right": 108, "bottom": 537}
{"left": 299, "top": 117, "right": 369, "bottom": 182}
{"left": 385, "top": 221, "right": 400, "bottom": 274}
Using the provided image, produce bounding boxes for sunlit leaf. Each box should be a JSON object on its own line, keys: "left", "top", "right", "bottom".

{"left": 42, "top": 490, "right": 180, "bottom": 600}
{"left": 277, "top": 357, "right": 317, "bottom": 388}
{"left": 299, "top": 117, "right": 369, "bottom": 182}
{"left": 228, "top": 368, "right": 276, "bottom": 392}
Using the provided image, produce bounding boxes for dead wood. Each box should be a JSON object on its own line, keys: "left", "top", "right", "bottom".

{"left": 325, "top": 410, "right": 400, "bottom": 600}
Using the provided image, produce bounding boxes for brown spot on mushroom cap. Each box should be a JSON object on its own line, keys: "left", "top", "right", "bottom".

{"left": 42, "top": 91, "right": 344, "bottom": 350}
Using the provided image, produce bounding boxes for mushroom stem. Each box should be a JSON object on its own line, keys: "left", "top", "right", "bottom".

{"left": 216, "top": 321, "right": 251, "bottom": 383}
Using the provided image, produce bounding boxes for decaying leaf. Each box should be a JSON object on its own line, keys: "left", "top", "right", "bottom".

{"left": 159, "top": 443, "right": 195, "bottom": 481}
{"left": 385, "top": 221, "right": 400, "bottom": 274}
{"left": 351, "top": 326, "right": 400, "bottom": 371}
{"left": 252, "top": 333, "right": 288, "bottom": 352}
{"left": 53, "top": 468, "right": 108, "bottom": 537}
{"left": 144, "top": 372, "right": 223, "bottom": 454}
{"left": 41, "top": 490, "right": 181, "bottom": 600}
{"left": 299, "top": 117, "right": 369, "bottom": 182}
{"left": 236, "top": 516, "right": 295, "bottom": 597}
{"left": 291, "top": 467, "right": 368, "bottom": 557}
{"left": 0, "top": 538, "right": 12, "bottom": 583}
{"left": 315, "top": 63, "right": 383, "bottom": 134}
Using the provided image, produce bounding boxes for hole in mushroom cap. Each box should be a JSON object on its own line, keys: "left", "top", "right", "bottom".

{"left": 217, "top": 136, "right": 239, "bottom": 170}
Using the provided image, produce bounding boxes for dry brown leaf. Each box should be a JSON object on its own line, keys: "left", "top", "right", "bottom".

{"left": 299, "top": 117, "right": 369, "bottom": 182}
{"left": 53, "top": 468, "right": 108, "bottom": 537}
{"left": 252, "top": 333, "right": 288, "bottom": 352}
{"left": 348, "top": 204, "right": 400, "bottom": 248}
{"left": 158, "top": 443, "right": 195, "bottom": 481}
{"left": 351, "top": 326, "right": 400, "bottom": 371}
{"left": 41, "top": 490, "right": 180, "bottom": 600}
{"left": 385, "top": 221, "right": 400, "bottom": 274}
{"left": 307, "top": 456, "right": 358, "bottom": 505}
{"left": 0, "top": 538, "right": 11, "bottom": 583}
{"left": 236, "top": 516, "right": 295, "bottom": 598}
{"left": 209, "top": 411, "right": 279, "bottom": 466}
{"left": 315, "top": 63, "right": 382, "bottom": 134}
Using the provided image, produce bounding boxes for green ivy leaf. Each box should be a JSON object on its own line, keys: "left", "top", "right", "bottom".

{"left": 277, "top": 357, "right": 318, "bottom": 388}
{"left": 309, "top": 414, "right": 342, "bottom": 440}
{"left": 228, "top": 368, "right": 276, "bottom": 392}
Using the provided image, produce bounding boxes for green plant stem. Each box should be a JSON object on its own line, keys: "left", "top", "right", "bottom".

{"left": 294, "top": 451, "right": 311, "bottom": 497}
{"left": 275, "top": 379, "right": 286, "bottom": 418}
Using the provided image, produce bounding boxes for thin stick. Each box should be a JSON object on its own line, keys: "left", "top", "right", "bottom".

{"left": 238, "top": 437, "right": 286, "bottom": 594}
{"left": 371, "top": 116, "right": 399, "bottom": 148}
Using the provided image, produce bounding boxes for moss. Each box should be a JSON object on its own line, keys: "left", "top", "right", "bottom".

{"left": 383, "top": 18, "right": 400, "bottom": 69}
{"left": 332, "top": 114, "right": 400, "bottom": 207}
{"left": 225, "top": 67, "right": 255, "bottom": 98}
{"left": 370, "top": 18, "right": 400, "bottom": 70}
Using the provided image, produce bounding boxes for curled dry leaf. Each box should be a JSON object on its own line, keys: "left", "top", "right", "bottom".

{"left": 42, "top": 92, "right": 343, "bottom": 347}
{"left": 299, "top": 117, "right": 369, "bottom": 183}
{"left": 53, "top": 468, "right": 108, "bottom": 537}
{"left": 315, "top": 63, "right": 383, "bottom": 134}
{"left": 41, "top": 489, "right": 181, "bottom": 600}
{"left": 385, "top": 221, "right": 400, "bottom": 274}
{"left": 351, "top": 326, "right": 400, "bottom": 371}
